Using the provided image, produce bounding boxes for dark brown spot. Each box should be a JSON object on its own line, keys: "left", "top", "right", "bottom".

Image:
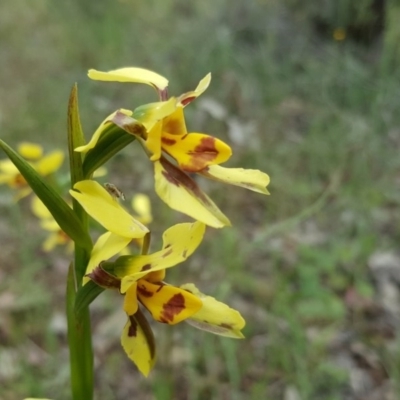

{"left": 137, "top": 284, "right": 154, "bottom": 298}
{"left": 164, "top": 118, "right": 183, "bottom": 135}
{"left": 180, "top": 96, "right": 196, "bottom": 106}
{"left": 159, "top": 156, "right": 214, "bottom": 206}
{"left": 164, "top": 244, "right": 172, "bottom": 249}
{"left": 182, "top": 137, "right": 219, "bottom": 172}
{"left": 112, "top": 112, "right": 146, "bottom": 138}
{"left": 160, "top": 293, "right": 185, "bottom": 323}
{"left": 220, "top": 322, "right": 233, "bottom": 329}
{"left": 161, "top": 137, "right": 177, "bottom": 146}
{"left": 141, "top": 263, "right": 152, "bottom": 271}
{"left": 162, "top": 248, "right": 173, "bottom": 258}
{"left": 156, "top": 283, "right": 165, "bottom": 293}
{"left": 182, "top": 249, "right": 188, "bottom": 258}
{"left": 128, "top": 315, "right": 138, "bottom": 337}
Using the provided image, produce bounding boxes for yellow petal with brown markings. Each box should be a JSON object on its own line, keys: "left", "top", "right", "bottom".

{"left": 137, "top": 280, "right": 202, "bottom": 325}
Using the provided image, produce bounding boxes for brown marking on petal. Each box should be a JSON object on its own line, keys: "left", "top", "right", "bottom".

{"left": 137, "top": 284, "right": 154, "bottom": 298}
{"left": 141, "top": 263, "right": 152, "bottom": 271}
{"left": 164, "top": 117, "right": 183, "bottom": 135}
{"left": 160, "top": 157, "right": 196, "bottom": 190}
{"left": 161, "top": 137, "right": 177, "bottom": 146}
{"left": 112, "top": 112, "right": 146, "bottom": 138}
{"left": 182, "top": 136, "right": 220, "bottom": 172}
{"left": 180, "top": 96, "right": 196, "bottom": 106}
{"left": 220, "top": 322, "right": 233, "bottom": 329}
{"left": 156, "top": 283, "right": 165, "bottom": 293}
{"left": 160, "top": 293, "right": 185, "bottom": 323}
{"left": 128, "top": 315, "right": 138, "bottom": 337}
{"left": 159, "top": 156, "right": 217, "bottom": 207}
{"left": 164, "top": 243, "right": 172, "bottom": 249}
{"left": 161, "top": 170, "right": 181, "bottom": 187}
{"left": 162, "top": 248, "right": 173, "bottom": 258}
{"left": 182, "top": 249, "right": 188, "bottom": 258}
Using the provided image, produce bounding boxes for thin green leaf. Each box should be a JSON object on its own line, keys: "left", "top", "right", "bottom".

{"left": 68, "top": 84, "right": 86, "bottom": 186}
{"left": 68, "top": 84, "right": 91, "bottom": 282}
{"left": 82, "top": 125, "right": 135, "bottom": 178}
{"left": 0, "top": 139, "right": 92, "bottom": 252}
{"left": 75, "top": 280, "right": 105, "bottom": 315}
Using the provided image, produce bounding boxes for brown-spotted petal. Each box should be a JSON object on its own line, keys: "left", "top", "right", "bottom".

{"left": 154, "top": 157, "right": 231, "bottom": 228}
{"left": 137, "top": 280, "right": 202, "bottom": 325}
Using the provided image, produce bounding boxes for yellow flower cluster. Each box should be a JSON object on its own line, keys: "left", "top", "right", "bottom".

{"left": 66, "top": 67, "right": 270, "bottom": 376}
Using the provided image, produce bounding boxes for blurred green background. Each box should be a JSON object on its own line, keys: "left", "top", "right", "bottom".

{"left": 1, "top": 0, "right": 400, "bottom": 399}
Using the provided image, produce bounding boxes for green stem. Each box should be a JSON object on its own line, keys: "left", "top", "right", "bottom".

{"left": 66, "top": 263, "right": 94, "bottom": 400}
{"left": 66, "top": 84, "right": 94, "bottom": 399}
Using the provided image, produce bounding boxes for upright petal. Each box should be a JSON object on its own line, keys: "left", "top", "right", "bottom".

{"left": 181, "top": 283, "right": 246, "bottom": 339}
{"left": 137, "top": 280, "right": 202, "bottom": 325}
{"left": 200, "top": 165, "right": 270, "bottom": 194}
{"left": 154, "top": 158, "right": 231, "bottom": 228}
{"left": 88, "top": 67, "right": 169, "bottom": 92}
{"left": 70, "top": 180, "right": 149, "bottom": 239}
{"left": 178, "top": 73, "right": 211, "bottom": 106}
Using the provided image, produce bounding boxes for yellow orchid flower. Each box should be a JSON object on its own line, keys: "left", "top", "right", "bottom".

{"left": 31, "top": 196, "right": 73, "bottom": 252}
{"left": 81, "top": 68, "right": 270, "bottom": 227}
{"left": 0, "top": 143, "right": 64, "bottom": 200}
{"left": 69, "top": 180, "right": 150, "bottom": 282}
{"left": 86, "top": 221, "right": 245, "bottom": 376}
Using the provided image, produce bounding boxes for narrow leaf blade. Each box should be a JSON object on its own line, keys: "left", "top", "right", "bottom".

{"left": 0, "top": 139, "right": 92, "bottom": 251}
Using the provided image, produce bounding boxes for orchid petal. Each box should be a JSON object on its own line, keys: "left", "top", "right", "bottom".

{"left": 154, "top": 158, "right": 231, "bottom": 228}
{"left": 75, "top": 109, "right": 132, "bottom": 153}
{"left": 70, "top": 180, "right": 149, "bottom": 239}
{"left": 181, "top": 283, "right": 246, "bottom": 339}
{"left": 200, "top": 165, "right": 270, "bottom": 194}
{"left": 163, "top": 132, "right": 232, "bottom": 172}
{"left": 123, "top": 282, "right": 139, "bottom": 315}
{"left": 89, "top": 67, "right": 169, "bottom": 92}
{"left": 84, "top": 232, "right": 131, "bottom": 282}
{"left": 132, "top": 98, "right": 177, "bottom": 131}
{"left": 137, "top": 280, "right": 202, "bottom": 325}
{"left": 116, "top": 221, "right": 205, "bottom": 292}
{"left": 178, "top": 73, "right": 211, "bottom": 106}
{"left": 121, "top": 312, "right": 156, "bottom": 377}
